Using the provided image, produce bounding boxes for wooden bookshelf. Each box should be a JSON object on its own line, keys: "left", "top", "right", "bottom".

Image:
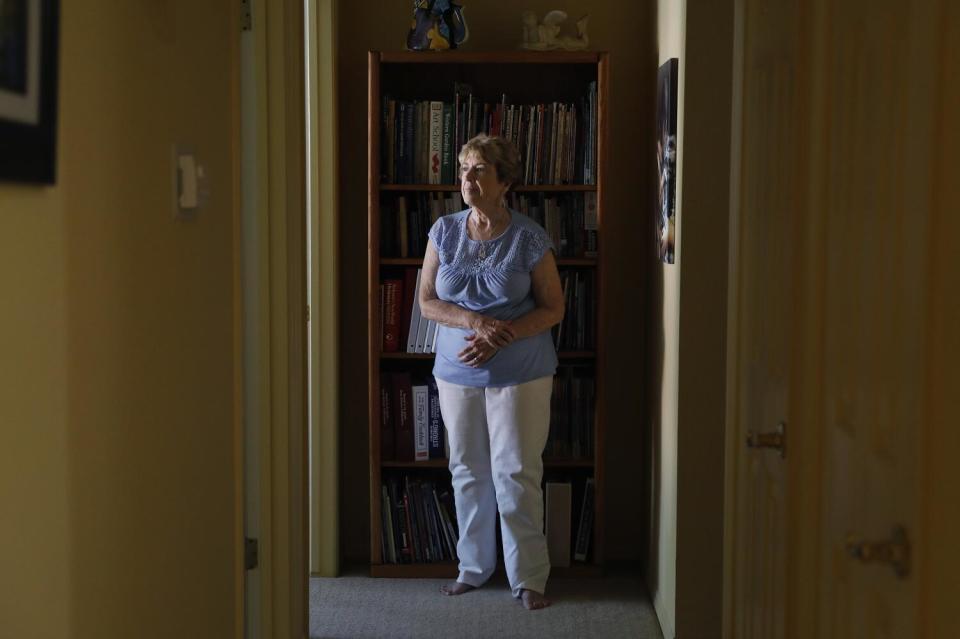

{"left": 368, "top": 50, "right": 608, "bottom": 577}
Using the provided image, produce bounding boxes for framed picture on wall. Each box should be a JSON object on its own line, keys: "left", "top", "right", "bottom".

{"left": 0, "top": 0, "right": 60, "bottom": 184}
{"left": 656, "top": 57, "right": 678, "bottom": 264}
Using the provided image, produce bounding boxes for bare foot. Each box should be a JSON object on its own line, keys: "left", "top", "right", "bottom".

{"left": 520, "top": 589, "right": 551, "bottom": 610}
{"left": 440, "top": 581, "right": 475, "bottom": 596}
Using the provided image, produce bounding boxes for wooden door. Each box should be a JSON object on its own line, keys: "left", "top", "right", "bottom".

{"left": 727, "top": 0, "right": 806, "bottom": 636}
{"left": 809, "top": 1, "right": 943, "bottom": 636}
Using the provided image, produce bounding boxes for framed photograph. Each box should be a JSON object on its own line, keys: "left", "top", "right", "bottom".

{"left": 0, "top": 0, "right": 59, "bottom": 184}
{"left": 656, "top": 57, "right": 678, "bottom": 264}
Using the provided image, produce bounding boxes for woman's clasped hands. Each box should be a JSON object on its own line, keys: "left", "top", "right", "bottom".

{"left": 458, "top": 316, "right": 516, "bottom": 367}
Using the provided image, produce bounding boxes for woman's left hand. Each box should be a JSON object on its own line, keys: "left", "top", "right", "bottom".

{"left": 457, "top": 338, "right": 498, "bottom": 367}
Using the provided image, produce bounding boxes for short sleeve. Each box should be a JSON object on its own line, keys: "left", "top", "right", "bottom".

{"left": 518, "top": 226, "right": 554, "bottom": 272}
{"left": 428, "top": 216, "right": 455, "bottom": 265}
{"left": 428, "top": 217, "right": 443, "bottom": 251}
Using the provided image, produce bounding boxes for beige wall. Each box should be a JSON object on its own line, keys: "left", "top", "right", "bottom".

{"left": 647, "top": 0, "right": 733, "bottom": 638}
{"left": 337, "top": 2, "right": 657, "bottom": 563}
{"left": 0, "top": 2, "right": 239, "bottom": 637}
{"left": 648, "top": 2, "right": 684, "bottom": 634}
{"left": 1, "top": 192, "right": 70, "bottom": 638}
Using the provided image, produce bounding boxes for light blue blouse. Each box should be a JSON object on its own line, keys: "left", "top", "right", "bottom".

{"left": 428, "top": 209, "right": 559, "bottom": 387}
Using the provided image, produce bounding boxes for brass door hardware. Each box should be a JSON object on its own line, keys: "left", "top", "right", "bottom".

{"left": 746, "top": 421, "right": 787, "bottom": 458}
{"left": 845, "top": 526, "right": 910, "bottom": 579}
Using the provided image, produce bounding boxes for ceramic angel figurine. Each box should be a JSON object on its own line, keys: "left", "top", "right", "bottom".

{"left": 520, "top": 11, "right": 589, "bottom": 50}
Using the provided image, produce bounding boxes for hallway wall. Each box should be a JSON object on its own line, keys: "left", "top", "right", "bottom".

{"left": 647, "top": 0, "right": 733, "bottom": 637}
{"left": 336, "top": 2, "right": 657, "bottom": 565}
{"left": 0, "top": 2, "right": 239, "bottom": 637}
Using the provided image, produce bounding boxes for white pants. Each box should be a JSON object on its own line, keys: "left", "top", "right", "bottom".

{"left": 436, "top": 375, "right": 553, "bottom": 598}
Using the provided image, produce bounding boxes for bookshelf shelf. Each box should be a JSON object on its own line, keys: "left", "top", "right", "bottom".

{"left": 369, "top": 50, "right": 607, "bottom": 577}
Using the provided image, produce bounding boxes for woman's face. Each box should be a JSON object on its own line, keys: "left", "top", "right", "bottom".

{"left": 460, "top": 151, "right": 508, "bottom": 209}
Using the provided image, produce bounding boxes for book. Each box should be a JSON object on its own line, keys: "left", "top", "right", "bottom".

{"left": 380, "top": 376, "right": 395, "bottom": 459}
{"left": 429, "top": 101, "right": 443, "bottom": 184}
{"left": 401, "top": 267, "right": 418, "bottom": 342}
{"left": 422, "top": 319, "right": 436, "bottom": 353}
{"left": 387, "top": 477, "right": 411, "bottom": 563}
{"left": 381, "top": 278, "right": 402, "bottom": 353}
{"left": 406, "top": 268, "right": 423, "bottom": 353}
{"left": 381, "top": 484, "right": 397, "bottom": 563}
{"left": 397, "top": 195, "right": 409, "bottom": 258}
{"left": 414, "top": 279, "right": 431, "bottom": 352}
{"left": 412, "top": 381, "right": 430, "bottom": 462}
{"left": 545, "top": 482, "right": 572, "bottom": 567}
{"left": 402, "top": 480, "right": 421, "bottom": 562}
{"left": 441, "top": 103, "right": 454, "bottom": 184}
{"left": 574, "top": 477, "right": 595, "bottom": 562}
{"left": 427, "top": 377, "right": 445, "bottom": 459}
{"left": 392, "top": 372, "right": 415, "bottom": 462}
{"left": 431, "top": 486, "right": 456, "bottom": 559}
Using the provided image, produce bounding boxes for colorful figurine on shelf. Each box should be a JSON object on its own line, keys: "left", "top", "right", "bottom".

{"left": 406, "top": 0, "right": 469, "bottom": 51}
{"left": 520, "top": 10, "right": 589, "bottom": 51}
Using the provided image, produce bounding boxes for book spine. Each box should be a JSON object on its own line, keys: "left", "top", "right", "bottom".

{"left": 380, "top": 378, "right": 395, "bottom": 459}
{"left": 421, "top": 101, "right": 433, "bottom": 183}
{"left": 381, "top": 279, "right": 402, "bottom": 353}
{"left": 574, "top": 478, "right": 595, "bottom": 562}
{"left": 431, "top": 487, "right": 455, "bottom": 559}
{"left": 403, "top": 101, "right": 415, "bottom": 183}
{"left": 401, "top": 480, "right": 421, "bottom": 562}
{"left": 406, "top": 268, "right": 422, "bottom": 353}
{"left": 393, "top": 372, "right": 415, "bottom": 462}
{"left": 389, "top": 479, "right": 411, "bottom": 563}
{"left": 441, "top": 103, "right": 453, "bottom": 184}
{"left": 428, "top": 377, "right": 445, "bottom": 458}
{"left": 545, "top": 482, "right": 572, "bottom": 567}
{"left": 397, "top": 195, "right": 409, "bottom": 258}
{"left": 381, "top": 484, "right": 396, "bottom": 563}
{"left": 401, "top": 266, "right": 417, "bottom": 343}
{"left": 386, "top": 100, "right": 396, "bottom": 184}
{"left": 413, "top": 383, "right": 430, "bottom": 461}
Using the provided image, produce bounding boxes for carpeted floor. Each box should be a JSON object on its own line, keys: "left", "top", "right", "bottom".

{"left": 310, "top": 570, "right": 664, "bottom": 639}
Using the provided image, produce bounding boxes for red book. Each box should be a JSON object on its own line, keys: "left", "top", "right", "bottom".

{"left": 392, "top": 371, "right": 415, "bottom": 462}
{"left": 381, "top": 278, "right": 403, "bottom": 352}
{"left": 380, "top": 375, "right": 395, "bottom": 460}
{"left": 401, "top": 267, "right": 418, "bottom": 342}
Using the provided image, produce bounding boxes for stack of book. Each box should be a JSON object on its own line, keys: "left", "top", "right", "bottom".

{"left": 380, "top": 81, "right": 598, "bottom": 185}
{"left": 546, "top": 369, "right": 595, "bottom": 459}
{"left": 544, "top": 477, "right": 595, "bottom": 566}
{"left": 509, "top": 192, "right": 598, "bottom": 259}
{"left": 380, "top": 372, "right": 446, "bottom": 463}
{"left": 380, "top": 192, "right": 465, "bottom": 259}
{"left": 380, "top": 268, "right": 443, "bottom": 355}
{"left": 552, "top": 270, "right": 596, "bottom": 352}
{"left": 381, "top": 476, "right": 459, "bottom": 564}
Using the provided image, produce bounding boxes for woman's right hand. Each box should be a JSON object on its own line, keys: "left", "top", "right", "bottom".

{"left": 468, "top": 315, "right": 516, "bottom": 349}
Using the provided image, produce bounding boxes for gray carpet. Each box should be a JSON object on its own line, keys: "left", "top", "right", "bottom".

{"left": 310, "top": 571, "right": 664, "bottom": 639}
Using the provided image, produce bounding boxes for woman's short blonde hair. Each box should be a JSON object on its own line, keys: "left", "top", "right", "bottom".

{"left": 458, "top": 134, "right": 523, "bottom": 187}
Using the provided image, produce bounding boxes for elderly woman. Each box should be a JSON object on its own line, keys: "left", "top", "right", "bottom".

{"left": 419, "top": 134, "right": 565, "bottom": 610}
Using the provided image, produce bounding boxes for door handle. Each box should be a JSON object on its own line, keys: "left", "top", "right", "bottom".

{"left": 746, "top": 421, "right": 786, "bottom": 458}
{"left": 845, "top": 526, "right": 910, "bottom": 579}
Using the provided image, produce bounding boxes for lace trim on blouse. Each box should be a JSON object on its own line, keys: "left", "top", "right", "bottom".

{"left": 430, "top": 213, "right": 551, "bottom": 275}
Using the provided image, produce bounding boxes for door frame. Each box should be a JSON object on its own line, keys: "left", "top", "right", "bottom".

{"left": 243, "top": 0, "right": 316, "bottom": 636}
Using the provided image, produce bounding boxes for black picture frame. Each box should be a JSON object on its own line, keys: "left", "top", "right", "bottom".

{"left": 0, "top": 0, "right": 60, "bottom": 184}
